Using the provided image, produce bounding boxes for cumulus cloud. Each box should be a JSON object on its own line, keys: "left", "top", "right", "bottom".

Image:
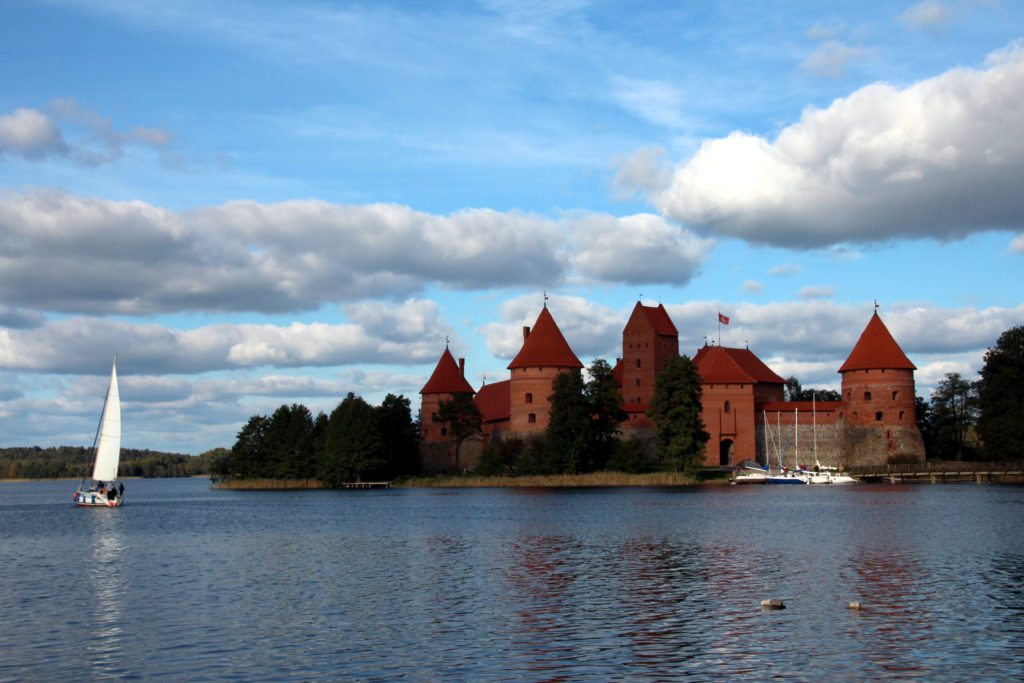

{"left": 0, "top": 299, "right": 449, "bottom": 374}
{"left": 801, "top": 40, "right": 870, "bottom": 78}
{"left": 0, "top": 108, "right": 68, "bottom": 160}
{"left": 570, "top": 213, "right": 712, "bottom": 285}
{"left": 0, "top": 190, "right": 713, "bottom": 315}
{"left": 657, "top": 43, "right": 1024, "bottom": 247}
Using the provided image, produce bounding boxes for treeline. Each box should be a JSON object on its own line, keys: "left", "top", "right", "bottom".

{"left": 785, "top": 325, "right": 1024, "bottom": 462}
{"left": 476, "top": 357, "right": 707, "bottom": 477}
{"left": 916, "top": 325, "right": 1024, "bottom": 460}
{"left": 213, "top": 393, "right": 419, "bottom": 485}
{"left": 0, "top": 446, "right": 221, "bottom": 480}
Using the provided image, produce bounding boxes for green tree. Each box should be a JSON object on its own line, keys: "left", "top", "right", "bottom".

{"left": 318, "top": 393, "right": 383, "bottom": 486}
{"left": 915, "top": 395, "right": 938, "bottom": 458}
{"left": 647, "top": 355, "right": 709, "bottom": 472}
{"left": 785, "top": 376, "right": 841, "bottom": 402}
{"left": 376, "top": 393, "right": 420, "bottom": 477}
{"left": 433, "top": 392, "right": 482, "bottom": 471}
{"left": 930, "top": 372, "right": 979, "bottom": 460}
{"left": 545, "top": 370, "right": 591, "bottom": 473}
{"left": 977, "top": 325, "right": 1024, "bottom": 459}
{"left": 265, "top": 403, "right": 317, "bottom": 478}
{"left": 229, "top": 415, "right": 271, "bottom": 478}
{"left": 585, "top": 358, "right": 627, "bottom": 470}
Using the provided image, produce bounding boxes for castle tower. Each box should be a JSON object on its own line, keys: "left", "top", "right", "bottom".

{"left": 507, "top": 306, "right": 583, "bottom": 434}
{"left": 419, "top": 346, "right": 475, "bottom": 443}
{"left": 838, "top": 312, "right": 925, "bottom": 464}
{"left": 621, "top": 302, "right": 678, "bottom": 426}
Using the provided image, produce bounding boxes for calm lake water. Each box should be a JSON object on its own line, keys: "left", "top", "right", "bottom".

{"left": 1, "top": 479, "right": 1022, "bottom": 681}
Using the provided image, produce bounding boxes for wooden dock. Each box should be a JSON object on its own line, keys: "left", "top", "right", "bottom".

{"left": 341, "top": 481, "right": 392, "bottom": 489}
{"left": 850, "top": 461, "right": 1024, "bottom": 484}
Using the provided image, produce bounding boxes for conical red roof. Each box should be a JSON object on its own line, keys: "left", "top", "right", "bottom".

{"left": 420, "top": 347, "right": 475, "bottom": 395}
{"left": 639, "top": 303, "right": 678, "bottom": 336}
{"left": 839, "top": 312, "right": 915, "bottom": 372}
{"left": 507, "top": 307, "right": 584, "bottom": 370}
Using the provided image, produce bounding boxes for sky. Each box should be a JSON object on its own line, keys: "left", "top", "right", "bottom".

{"left": 1, "top": 0, "right": 1022, "bottom": 455}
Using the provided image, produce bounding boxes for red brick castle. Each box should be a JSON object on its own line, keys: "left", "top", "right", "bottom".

{"left": 420, "top": 302, "right": 926, "bottom": 471}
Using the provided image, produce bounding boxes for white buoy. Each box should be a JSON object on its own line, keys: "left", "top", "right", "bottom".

{"left": 847, "top": 601, "right": 862, "bottom": 610}
{"left": 760, "top": 598, "right": 785, "bottom": 610}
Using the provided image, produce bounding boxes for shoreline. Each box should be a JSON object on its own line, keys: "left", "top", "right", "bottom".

{"left": 211, "top": 471, "right": 714, "bottom": 490}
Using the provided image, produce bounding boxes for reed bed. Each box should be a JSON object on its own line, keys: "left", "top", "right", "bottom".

{"left": 399, "top": 471, "right": 702, "bottom": 488}
{"left": 212, "top": 478, "right": 327, "bottom": 490}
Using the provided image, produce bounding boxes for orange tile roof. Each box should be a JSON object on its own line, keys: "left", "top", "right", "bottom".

{"left": 420, "top": 347, "right": 475, "bottom": 395}
{"left": 839, "top": 312, "right": 916, "bottom": 372}
{"left": 507, "top": 307, "right": 584, "bottom": 370}
{"left": 761, "top": 401, "right": 841, "bottom": 412}
{"left": 639, "top": 303, "right": 678, "bottom": 336}
{"left": 475, "top": 379, "right": 510, "bottom": 423}
{"left": 694, "top": 346, "right": 786, "bottom": 385}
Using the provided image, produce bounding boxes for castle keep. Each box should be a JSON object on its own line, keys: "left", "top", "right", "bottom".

{"left": 420, "top": 303, "right": 926, "bottom": 471}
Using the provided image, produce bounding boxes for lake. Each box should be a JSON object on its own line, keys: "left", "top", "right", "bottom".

{"left": 1, "top": 479, "right": 1022, "bottom": 681}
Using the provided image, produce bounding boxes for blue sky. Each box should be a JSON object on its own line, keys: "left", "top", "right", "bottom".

{"left": 0, "top": 0, "right": 1021, "bottom": 454}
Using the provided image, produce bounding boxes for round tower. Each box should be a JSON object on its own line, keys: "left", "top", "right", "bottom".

{"left": 838, "top": 312, "right": 925, "bottom": 464}
{"left": 507, "top": 306, "right": 583, "bottom": 435}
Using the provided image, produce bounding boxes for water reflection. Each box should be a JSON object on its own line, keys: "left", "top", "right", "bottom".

{"left": 84, "top": 509, "right": 127, "bottom": 678}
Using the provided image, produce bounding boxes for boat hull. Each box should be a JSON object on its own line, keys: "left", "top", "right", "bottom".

{"left": 74, "top": 490, "right": 123, "bottom": 507}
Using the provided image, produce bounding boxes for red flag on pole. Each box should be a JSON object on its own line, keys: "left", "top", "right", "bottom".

{"left": 718, "top": 312, "right": 730, "bottom": 325}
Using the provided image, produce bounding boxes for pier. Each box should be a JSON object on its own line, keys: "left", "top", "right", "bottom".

{"left": 850, "top": 461, "right": 1024, "bottom": 484}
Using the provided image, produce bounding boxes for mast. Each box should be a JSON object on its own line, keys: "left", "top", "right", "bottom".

{"left": 794, "top": 407, "right": 799, "bottom": 469}
{"left": 812, "top": 392, "right": 820, "bottom": 468}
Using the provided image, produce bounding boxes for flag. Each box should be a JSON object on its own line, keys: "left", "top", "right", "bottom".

{"left": 718, "top": 312, "right": 730, "bottom": 325}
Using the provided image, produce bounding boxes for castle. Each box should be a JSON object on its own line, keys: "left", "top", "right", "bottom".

{"left": 420, "top": 302, "right": 926, "bottom": 471}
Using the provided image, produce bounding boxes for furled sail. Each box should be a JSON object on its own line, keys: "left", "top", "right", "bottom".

{"left": 91, "top": 358, "right": 121, "bottom": 482}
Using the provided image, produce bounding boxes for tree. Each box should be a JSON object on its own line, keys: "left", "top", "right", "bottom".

{"left": 545, "top": 370, "right": 591, "bottom": 473}
{"left": 585, "top": 358, "right": 627, "bottom": 470}
{"left": 229, "top": 415, "right": 270, "bottom": 479}
{"left": 930, "top": 373, "right": 979, "bottom": 461}
{"left": 265, "top": 403, "right": 317, "bottom": 478}
{"left": 376, "top": 394, "right": 420, "bottom": 477}
{"left": 647, "top": 355, "right": 709, "bottom": 472}
{"left": 785, "top": 376, "right": 841, "bottom": 402}
{"left": 977, "top": 325, "right": 1024, "bottom": 459}
{"left": 433, "top": 392, "right": 482, "bottom": 471}
{"left": 915, "top": 395, "right": 938, "bottom": 458}
{"left": 318, "top": 393, "right": 383, "bottom": 486}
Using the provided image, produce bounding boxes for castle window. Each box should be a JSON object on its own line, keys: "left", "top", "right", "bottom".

{"left": 525, "top": 392, "right": 533, "bottom": 404}
{"left": 441, "top": 427, "right": 448, "bottom": 436}
{"left": 635, "top": 378, "right": 641, "bottom": 387}
{"left": 875, "top": 411, "right": 883, "bottom": 422}
{"left": 636, "top": 359, "right": 641, "bottom": 368}
{"left": 724, "top": 400, "right": 731, "bottom": 413}
{"left": 528, "top": 413, "right": 536, "bottom": 424}
{"left": 892, "top": 391, "right": 898, "bottom": 401}
{"left": 899, "top": 410, "right": 905, "bottom": 420}
{"left": 864, "top": 391, "right": 872, "bottom": 401}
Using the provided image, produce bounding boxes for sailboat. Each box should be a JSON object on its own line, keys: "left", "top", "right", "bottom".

{"left": 803, "top": 393, "right": 857, "bottom": 485}
{"left": 74, "top": 356, "right": 124, "bottom": 507}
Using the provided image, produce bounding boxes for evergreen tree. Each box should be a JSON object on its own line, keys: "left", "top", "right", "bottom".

{"left": 545, "top": 370, "right": 590, "bottom": 473}
{"left": 647, "top": 355, "right": 709, "bottom": 472}
{"left": 585, "top": 358, "right": 627, "bottom": 470}
{"left": 977, "top": 325, "right": 1024, "bottom": 459}
{"left": 229, "top": 415, "right": 270, "bottom": 478}
{"left": 318, "top": 393, "right": 383, "bottom": 486}
{"left": 376, "top": 393, "right": 420, "bottom": 477}
{"left": 433, "top": 392, "right": 482, "bottom": 471}
{"left": 265, "top": 403, "right": 317, "bottom": 478}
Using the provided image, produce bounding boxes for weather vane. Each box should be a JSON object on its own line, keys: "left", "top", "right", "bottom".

{"left": 543, "top": 290, "right": 549, "bottom": 308}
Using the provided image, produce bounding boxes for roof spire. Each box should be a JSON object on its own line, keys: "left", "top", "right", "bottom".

{"left": 543, "top": 290, "right": 548, "bottom": 308}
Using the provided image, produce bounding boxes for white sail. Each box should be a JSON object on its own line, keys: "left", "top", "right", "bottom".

{"left": 91, "top": 358, "right": 121, "bottom": 482}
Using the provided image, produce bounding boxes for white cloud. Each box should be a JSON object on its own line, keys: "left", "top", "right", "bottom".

{"left": 901, "top": 1, "right": 951, "bottom": 33}
{"left": 610, "top": 146, "right": 671, "bottom": 200}
{"left": 768, "top": 263, "right": 804, "bottom": 276}
{"left": 611, "top": 76, "right": 687, "bottom": 129}
{"left": 798, "top": 286, "right": 836, "bottom": 299}
{"left": 570, "top": 213, "right": 712, "bottom": 285}
{"left": 801, "top": 40, "right": 870, "bottom": 78}
{"left": 0, "top": 299, "right": 449, "bottom": 374}
{"left": 741, "top": 280, "right": 763, "bottom": 293}
{"left": 0, "top": 108, "right": 68, "bottom": 159}
{"left": 1010, "top": 233, "right": 1024, "bottom": 253}
{"left": 657, "top": 43, "right": 1024, "bottom": 247}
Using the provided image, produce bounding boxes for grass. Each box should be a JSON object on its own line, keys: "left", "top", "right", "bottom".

{"left": 212, "top": 478, "right": 327, "bottom": 490}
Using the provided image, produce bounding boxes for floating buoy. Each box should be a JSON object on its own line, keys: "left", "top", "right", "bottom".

{"left": 847, "top": 601, "right": 862, "bottom": 610}
{"left": 760, "top": 599, "right": 785, "bottom": 610}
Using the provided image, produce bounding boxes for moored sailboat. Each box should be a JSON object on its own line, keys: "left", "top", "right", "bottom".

{"left": 74, "top": 356, "right": 124, "bottom": 507}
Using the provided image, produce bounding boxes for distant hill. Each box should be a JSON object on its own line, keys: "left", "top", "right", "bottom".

{"left": 0, "top": 446, "right": 226, "bottom": 480}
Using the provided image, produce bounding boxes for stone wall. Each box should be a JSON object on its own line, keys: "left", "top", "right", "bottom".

{"left": 755, "top": 422, "right": 844, "bottom": 469}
